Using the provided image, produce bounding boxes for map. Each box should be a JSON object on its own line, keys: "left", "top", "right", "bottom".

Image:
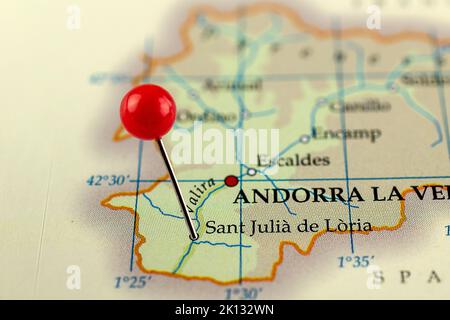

{"left": 4, "top": 0, "right": 450, "bottom": 299}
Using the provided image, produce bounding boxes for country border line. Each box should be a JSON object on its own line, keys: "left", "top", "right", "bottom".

{"left": 104, "top": 2, "right": 450, "bottom": 284}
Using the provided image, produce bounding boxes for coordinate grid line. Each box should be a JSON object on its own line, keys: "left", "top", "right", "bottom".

{"left": 129, "top": 37, "right": 154, "bottom": 272}
{"left": 141, "top": 70, "right": 450, "bottom": 83}
{"left": 130, "top": 175, "right": 450, "bottom": 183}
{"left": 333, "top": 21, "right": 355, "bottom": 254}
{"left": 237, "top": 6, "right": 247, "bottom": 285}
{"left": 130, "top": 140, "right": 144, "bottom": 272}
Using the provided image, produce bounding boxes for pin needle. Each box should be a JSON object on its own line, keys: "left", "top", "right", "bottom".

{"left": 156, "top": 139, "right": 198, "bottom": 240}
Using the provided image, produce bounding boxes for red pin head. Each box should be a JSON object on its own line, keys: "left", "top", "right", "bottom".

{"left": 120, "top": 84, "right": 176, "bottom": 140}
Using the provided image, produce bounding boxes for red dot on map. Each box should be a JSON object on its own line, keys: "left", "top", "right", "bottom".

{"left": 224, "top": 175, "right": 239, "bottom": 187}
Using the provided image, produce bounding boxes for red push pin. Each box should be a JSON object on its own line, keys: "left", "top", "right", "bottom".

{"left": 120, "top": 84, "right": 199, "bottom": 241}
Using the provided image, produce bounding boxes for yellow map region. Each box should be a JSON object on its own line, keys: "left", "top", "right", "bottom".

{"left": 102, "top": 3, "right": 450, "bottom": 284}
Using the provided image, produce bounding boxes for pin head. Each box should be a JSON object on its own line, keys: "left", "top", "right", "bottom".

{"left": 120, "top": 84, "right": 176, "bottom": 140}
